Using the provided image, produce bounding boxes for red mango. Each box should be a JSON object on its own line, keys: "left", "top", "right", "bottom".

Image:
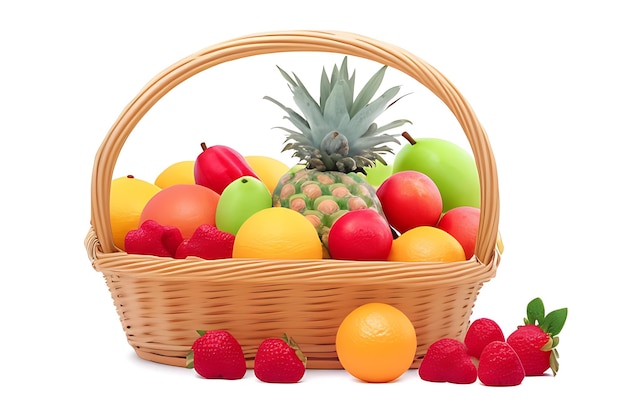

{"left": 194, "top": 143, "right": 259, "bottom": 194}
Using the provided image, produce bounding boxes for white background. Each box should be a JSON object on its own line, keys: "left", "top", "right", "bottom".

{"left": 2, "top": 1, "right": 624, "bottom": 416}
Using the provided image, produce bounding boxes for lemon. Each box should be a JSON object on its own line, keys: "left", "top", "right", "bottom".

{"left": 110, "top": 175, "right": 161, "bottom": 250}
{"left": 154, "top": 160, "right": 195, "bottom": 188}
{"left": 233, "top": 207, "right": 323, "bottom": 260}
{"left": 244, "top": 155, "right": 290, "bottom": 194}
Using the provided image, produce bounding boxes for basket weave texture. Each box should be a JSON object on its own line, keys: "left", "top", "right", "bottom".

{"left": 85, "top": 30, "right": 501, "bottom": 369}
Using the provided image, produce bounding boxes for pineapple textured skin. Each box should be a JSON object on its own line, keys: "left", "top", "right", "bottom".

{"left": 272, "top": 168, "right": 385, "bottom": 249}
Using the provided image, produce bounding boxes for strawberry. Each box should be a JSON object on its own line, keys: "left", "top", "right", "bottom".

{"left": 175, "top": 224, "right": 235, "bottom": 260}
{"left": 506, "top": 297, "right": 568, "bottom": 376}
{"left": 186, "top": 329, "right": 246, "bottom": 380}
{"left": 125, "top": 219, "right": 183, "bottom": 257}
{"left": 254, "top": 334, "right": 307, "bottom": 383}
{"left": 464, "top": 317, "right": 505, "bottom": 359}
{"left": 418, "top": 338, "right": 477, "bottom": 384}
{"left": 477, "top": 341, "right": 525, "bottom": 386}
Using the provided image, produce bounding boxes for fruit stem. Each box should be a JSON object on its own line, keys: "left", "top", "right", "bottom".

{"left": 401, "top": 132, "right": 416, "bottom": 145}
{"left": 200, "top": 142, "right": 208, "bottom": 151}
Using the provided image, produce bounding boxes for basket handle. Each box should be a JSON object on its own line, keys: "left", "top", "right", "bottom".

{"left": 90, "top": 30, "right": 500, "bottom": 265}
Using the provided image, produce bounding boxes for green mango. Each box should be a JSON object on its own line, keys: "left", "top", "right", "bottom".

{"left": 215, "top": 176, "right": 272, "bottom": 235}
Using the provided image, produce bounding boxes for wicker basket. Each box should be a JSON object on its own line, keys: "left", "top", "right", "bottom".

{"left": 85, "top": 30, "right": 500, "bottom": 369}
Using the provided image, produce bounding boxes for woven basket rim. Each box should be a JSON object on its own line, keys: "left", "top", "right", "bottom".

{"left": 86, "top": 225, "right": 500, "bottom": 285}
{"left": 89, "top": 29, "right": 500, "bottom": 265}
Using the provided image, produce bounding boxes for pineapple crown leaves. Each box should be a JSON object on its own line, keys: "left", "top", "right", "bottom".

{"left": 263, "top": 56, "right": 411, "bottom": 172}
{"left": 523, "top": 297, "right": 568, "bottom": 375}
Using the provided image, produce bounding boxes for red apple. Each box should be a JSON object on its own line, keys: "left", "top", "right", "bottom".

{"left": 327, "top": 209, "right": 393, "bottom": 261}
{"left": 436, "top": 206, "right": 480, "bottom": 260}
{"left": 376, "top": 170, "right": 443, "bottom": 233}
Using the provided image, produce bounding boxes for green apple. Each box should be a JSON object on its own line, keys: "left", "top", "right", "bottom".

{"left": 288, "top": 164, "right": 307, "bottom": 174}
{"left": 393, "top": 137, "right": 480, "bottom": 212}
{"left": 363, "top": 161, "right": 393, "bottom": 187}
{"left": 215, "top": 176, "right": 272, "bottom": 235}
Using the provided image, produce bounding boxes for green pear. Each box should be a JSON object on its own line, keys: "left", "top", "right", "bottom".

{"left": 288, "top": 164, "right": 307, "bottom": 174}
{"left": 363, "top": 161, "right": 393, "bottom": 187}
{"left": 393, "top": 137, "right": 480, "bottom": 212}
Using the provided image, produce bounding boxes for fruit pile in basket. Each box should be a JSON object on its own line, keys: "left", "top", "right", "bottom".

{"left": 111, "top": 56, "right": 500, "bottom": 262}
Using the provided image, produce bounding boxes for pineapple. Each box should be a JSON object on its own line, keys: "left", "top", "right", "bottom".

{"left": 265, "top": 56, "right": 411, "bottom": 250}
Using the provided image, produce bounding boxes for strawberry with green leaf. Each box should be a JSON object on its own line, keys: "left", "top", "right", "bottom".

{"left": 506, "top": 297, "right": 568, "bottom": 376}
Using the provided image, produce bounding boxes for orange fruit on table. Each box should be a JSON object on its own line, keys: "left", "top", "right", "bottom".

{"left": 154, "top": 160, "right": 195, "bottom": 188}
{"left": 139, "top": 183, "right": 220, "bottom": 239}
{"left": 232, "top": 207, "right": 323, "bottom": 260}
{"left": 110, "top": 175, "right": 161, "bottom": 251}
{"left": 335, "top": 302, "right": 417, "bottom": 383}
{"left": 387, "top": 226, "right": 466, "bottom": 262}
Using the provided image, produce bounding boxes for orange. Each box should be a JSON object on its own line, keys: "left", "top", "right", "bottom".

{"left": 154, "top": 160, "right": 195, "bottom": 188}
{"left": 335, "top": 302, "right": 417, "bottom": 383}
{"left": 139, "top": 183, "right": 220, "bottom": 239}
{"left": 387, "top": 226, "right": 466, "bottom": 262}
{"left": 110, "top": 175, "right": 161, "bottom": 251}
{"left": 232, "top": 207, "right": 323, "bottom": 260}
{"left": 244, "top": 155, "right": 290, "bottom": 194}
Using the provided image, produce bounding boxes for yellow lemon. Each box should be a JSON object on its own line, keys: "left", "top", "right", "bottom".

{"left": 244, "top": 155, "right": 290, "bottom": 194}
{"left": 110, "top": 175, "right": 161, "bottom": 250}
{"left": 233, "top": 207, "right": 323, "bottom": 260}
{"left": 154, "top": 160, "right": 195, "bottom": 188}
{"left": 387, "top": 226, "right": 466, "bottom": 262}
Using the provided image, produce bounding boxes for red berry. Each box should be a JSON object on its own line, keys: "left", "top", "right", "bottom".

{"left": 254, "top": 334, "right": 306, "bottom": 383}
{"left": 507, "top": 324, "right": 553, "bottom": 376}
{"left": 477, "top": 341, "right": 525, "bottom": 386}
{"left": 125, "top": 219, "right": 183, "bottom": 257}
{"left": 418, "top": 338, "right": 477, "bottom": 384}
{"left": 186, "top": 330, "right": 246, "bottom": 380}
{"left": 507, "top": 297, "right": 568, "bottom": 376}
{"left": 175, "top": 224, "right": 235, "bottom": 260}
{"left": 464, "top": 318, "right": 505, "bottom": 358}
